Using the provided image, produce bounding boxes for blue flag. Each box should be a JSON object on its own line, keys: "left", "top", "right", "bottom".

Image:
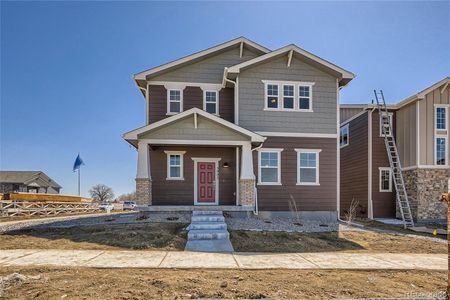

{"left": 73, "top": 154, "right": 85, "bottom": 172}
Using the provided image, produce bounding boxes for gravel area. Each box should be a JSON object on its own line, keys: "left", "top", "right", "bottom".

{"left": 225, "top": 215, "right": 338, "bottom": 232}
{"left": 0, "top": 212, "right": 190, "bottom": 233}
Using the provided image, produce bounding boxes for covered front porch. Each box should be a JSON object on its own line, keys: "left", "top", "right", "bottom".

{"left": 122, "top": 108, "right": 265, "bottom": 211}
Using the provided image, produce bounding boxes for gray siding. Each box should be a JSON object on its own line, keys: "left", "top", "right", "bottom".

{"left": 238, "top": 55, "right": 338, "bottom": 133}
{"left": 150, "top": 47, "right": 260, "bottom": 84}
{"left": 138, "top": 114, "right": 248, "bottom": 141}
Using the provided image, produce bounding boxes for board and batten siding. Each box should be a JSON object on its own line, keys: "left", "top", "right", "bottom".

{"left": 418, "top": 85, "right": 450, "bottom": 165}
{"left": 149, "top": 47, "right": 261, "bottom": 84}
{"left": 148, "top": 85, "right": 234, "bottom": 124}
{"left": 238, "top": 55, "right": 338, "bottom": 133}
{"left": 340, "top": 112, "right": 369, "bottom": 217}
{"left": 254, "top": 136, "right": 337, "bottom": 212}
{"left": 396, "top": 102, "right": 417, "bottom": 168}
{"left": 150, "top": 146, "right": 236, "bottom": 205}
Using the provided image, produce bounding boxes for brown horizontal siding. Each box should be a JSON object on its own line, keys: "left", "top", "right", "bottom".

{"left": 254, "top": 137, "right": 337, "bottom": 211}
{"left": 340, "top": 112, "right": 369, "bottom": 218}
{"left": 150, "top": 146, "right": 236, "bottom": 205}
{"left": 371, "top": 110, "right": 396, "bottom": 218}
{"left": 148, "top": 85, "right": 234, "bottom": 124}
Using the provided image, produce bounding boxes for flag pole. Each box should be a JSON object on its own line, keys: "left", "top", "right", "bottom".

{"left": 78, "top": 167, "right": 81, "bottom": 196}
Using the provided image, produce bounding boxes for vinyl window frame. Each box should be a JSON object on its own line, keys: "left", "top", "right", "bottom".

{"left": 340, "top": 124, "right": 349, "bottom": 148}
{"left": 257, "top": 148, "right": 283, "bottom": 185}
{"left": 435, "top": 136, "right": 448, "bottom": 166}
{"left": 379, "top": 167, "right": 392, "bottom": 192}
{"left": 167, "top": 89, "right": 183, "bottom": 115}
{"left": 203, "top": 90, "right": 219, "bottom": 115}
{"left": 282, "top": 84, "right": 295, "bottom": 110}
{"left": 164, "top": 151, "right": 186, "bottom": 180}
{"left": 295, "top": 149, "right": 321, "bottom": 186}
{"left": 262, "top": 80, "right": 314, "bottom": 112}
{"left": 379, "top": 112, "right": 394, "bottom": 137}
{"left": 435, "top": 105, "right": 448, "bottom": 131}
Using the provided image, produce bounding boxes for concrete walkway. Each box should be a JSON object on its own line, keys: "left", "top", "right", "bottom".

{"left": 0, "top": 249, "right": 445, "bottom": 270}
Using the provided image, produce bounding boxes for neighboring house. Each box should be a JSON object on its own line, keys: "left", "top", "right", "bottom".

{"left": 340, "top": 77, "right": 450, "bottom": 221}
{"left": 0, "top": 171, "right": 62, "bottom": 194}
{"left": 123, "top": 37, "right": 354, "bottom": 220}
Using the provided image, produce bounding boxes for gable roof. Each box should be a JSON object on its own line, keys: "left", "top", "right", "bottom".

{"left": 396, "top": 77, "right": 450, "bottom": 108}
{"left": 134, "top": 37, "right": 270, "bottom": 83}
{"left": 123, "top": 107, "right": 266, "bottom": 146}
{"left": 225, "top": 44, "right": 355, "bottom": 87}
{"left": 0, "top": 171, "right": 62, "bottom": 189}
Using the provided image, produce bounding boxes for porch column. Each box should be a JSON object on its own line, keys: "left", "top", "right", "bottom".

{"left": 136, "top": 141, "right": 152, "bottom": 205}
{"left": 239, "top": 142, "right": 255, "bottom": 207}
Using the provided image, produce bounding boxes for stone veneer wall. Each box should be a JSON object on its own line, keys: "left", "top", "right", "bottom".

{"left": 136, "top": 178, "right": 152, "bottom": 205}
{"left": 403, "top": 168, "right": 449, "bottom": 220}
{"left": 239, "top": 179, "right": 255, "bottom": 206}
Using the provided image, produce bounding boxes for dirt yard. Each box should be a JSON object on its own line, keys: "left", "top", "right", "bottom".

{"left": 0, "top": 267, "right": 445, "bottom": 299}
{"left": 230, "top": 229, "right": 446, "bottom": 253}
{"left": 0, "top": 223, "right": 187, "bottom": 250}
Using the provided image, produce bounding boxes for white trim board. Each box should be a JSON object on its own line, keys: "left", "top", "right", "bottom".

{"left": 257, "top": 148, "right": 283, "bottom": 186}
{"left": 255, "top": 132, "right": 337, "bottom": 138}
{"left": 192, "top": 157, "right": 221, "bottom": 205}
{"left": 295, "top": 148, "right": 321, "bottom": 186}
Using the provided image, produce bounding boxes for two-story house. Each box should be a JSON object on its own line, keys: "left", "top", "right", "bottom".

{"left": 340, "top": 77, "right": 450, "bottom": 221}
{"left": 123, "top": 37, "right": 354, "bottom": 221}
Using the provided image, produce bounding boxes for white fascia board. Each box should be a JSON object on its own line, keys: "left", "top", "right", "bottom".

{"left": 396, "top": 77, "right": 450, "bottom": 109}
{"left": 226, "top": 44, "right": 355, "bottom": 81}
{"left": 122, "top": 107, "right": 266, "bottom": 142}
{"left": 133, "top": 37, "right": 270, "bottom": 80}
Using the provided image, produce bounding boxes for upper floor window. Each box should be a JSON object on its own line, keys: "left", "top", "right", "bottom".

{"left": 435, "top": 106, "right": 447, "bottom": 130}
{"left": 165, "top": 151, "right": 185, "bottom": 180}
{"left": 258, "top": 149, "right": 283, "bottom": 185}
{"left": 340, "top": 124, "right": 349, "bottom": 148}
{"left": 263, "top": 80, "right": 314, "bottom": 112}
{"left": 379, "top": 112, "right": 393, "bottom": 137}
{"left": 282, "top": 85, "right": 294, "bottom": 109}
{"left": 436, "top": 137, "right": 447, "bottom": 165}
{"left": 167, "top": 89, "right": 182, "bottom": 115}
{"left": 296, "top": 149, "right": 320, "bottom": 185}
{"left": 298, "top": 85, "right": 311, "bottom": 110}
{"left": 204, "top": 90, "right": 218, "bottom": 115}
{"left": 266, "top": 84, "right": 279, "bottom": 109}
{"left": 379, "top": 167, "right": 392, "bottom": 192}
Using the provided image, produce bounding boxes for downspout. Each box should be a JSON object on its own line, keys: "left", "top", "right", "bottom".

{"left": 223, "top": 67, "right": 239, "bottom": 125}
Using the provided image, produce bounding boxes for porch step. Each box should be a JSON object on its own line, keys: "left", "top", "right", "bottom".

{"left": 188, "top": 222, "right": 227, "bottom": 231}
{"left": 188, "top": 229, "right": 230, "bottom": 240}
{"left": 192, "top": 210, "right": 223, "bottom": 216}
{"left": 191, "top": 214, "right": 225, "bottom": 222}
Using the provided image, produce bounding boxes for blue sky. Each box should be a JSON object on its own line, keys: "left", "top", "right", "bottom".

{"left": 1, "top": 1, "right": 449, "bottom": 197}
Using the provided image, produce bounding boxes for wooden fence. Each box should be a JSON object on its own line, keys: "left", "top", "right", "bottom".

{"left": 0, "top": 201, "right": 101, "bottom": 217}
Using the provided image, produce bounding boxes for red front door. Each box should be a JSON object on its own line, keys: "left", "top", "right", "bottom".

{"left": 197, "top": 162, "right": 216, "bottom": 203}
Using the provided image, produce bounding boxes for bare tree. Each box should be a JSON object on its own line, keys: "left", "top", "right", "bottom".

{"left": 345, "top": 197, "right": 359, "bottom": 226}
{"left": 89, "top": 184, "right": 115, "bottom": 203}
{"left": 116, "top": 191, "right": 136, "bottom": 203}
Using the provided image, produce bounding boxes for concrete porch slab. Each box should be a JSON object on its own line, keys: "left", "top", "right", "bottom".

{"left": 185, "top": 240, "right": 234, "bottom": 252}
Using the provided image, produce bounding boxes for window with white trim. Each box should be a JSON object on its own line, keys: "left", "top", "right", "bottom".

{"left": 266, "top": 84, "right": 279, "bottom": 109}
{"left": 258, "top": 149, "right": 282, "bottom": 185}
{"left": 340, "top": 124, "right": 349, "bottom": 148}
{"left": 379, "top": 168, "right": 392, "bottom": 192}
{"left": 298, "top": 85, "right": 311, "bottom": 110}
{"left": 282, "top": 84, "right": 294, "bottom": 109}
{"left": 165, "top": 151, "right": 185, "bottom": 180}
{"left": 435, "top": 106, "right": 447, "bottom": 130}
{"left": 379, "top": 112, "right": 393, "bottom": 137}
{"left": 436, "top": 137, "right": 447, "bottom": 165}
{"left": 204, "top": 90, "right": 218, "bottom": 115}
{"left": 167, "top": 89, "right": 182, "bottom": 114}
{"left": 296, "top": 149, "right": 320, "bottom": 185}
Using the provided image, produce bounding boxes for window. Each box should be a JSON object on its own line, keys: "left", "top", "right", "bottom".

{"left": 164, "top": 151, "right": 185, "bottom": 180}
{"left": 204, "top": 90, "right": 218, "bottom": 115}
{"left": 282, "top": 85, "right": 294, "bottom": 109}
{"left": 266, "top": 84, "right": 279, "bottom": 109}
{"left": 340, "top": 124, "right": 349, "bottom": 148}
{"left": 379, "top": 112, "right": 393, "bottom": 137}
{"left": 298, "top": 85, "right": 311, "bottom": 110}
{"left": 435, "top": 106, "right": 447, "bottom": 130}
{"left": 263, "top": 81, "right": 314, "bottom": 111}
{"left": 296, "top": 149, "right": 321, "bottom": 185}
{"left": 258, "top": 149, "right": 282, "bottom": 185}
{"left": 379, "top": 168, "right": 392, "bottom": 192}
{"left": 436, "top": 137, "right": 447, "bottom": 165}
{"left": 167, "top": 89, "right": 182, "bottom": 114}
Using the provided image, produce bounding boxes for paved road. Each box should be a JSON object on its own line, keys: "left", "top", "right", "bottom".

{"left": 0, "top": 249, "right": 445, "bottom": 270}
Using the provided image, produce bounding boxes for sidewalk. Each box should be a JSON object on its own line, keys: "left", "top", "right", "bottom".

{"left": 0, "top": 249, "right": 446, "bottom": 270}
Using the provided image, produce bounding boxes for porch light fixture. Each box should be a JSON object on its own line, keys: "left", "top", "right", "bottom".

{"left": 223, "top": 162, "right": 229, "bottom": 168}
